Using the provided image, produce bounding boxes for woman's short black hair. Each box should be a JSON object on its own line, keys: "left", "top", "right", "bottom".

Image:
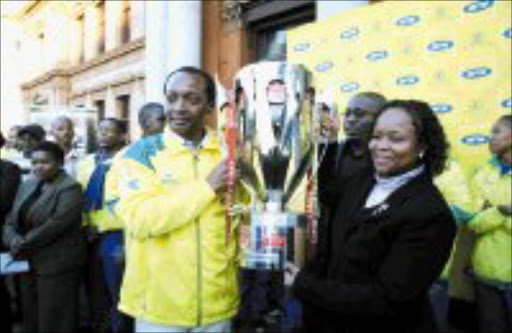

{"left": 162, "top": 66, "right": 216, "bottom": 107}
{"left": 497, "top": 114, "right": 512, "bottom": 128}
{"left": 371, "top": 99, "right": 450, "bottom": 177}
{"left": 32, "top": 141, "right": 65, "bottom": 164}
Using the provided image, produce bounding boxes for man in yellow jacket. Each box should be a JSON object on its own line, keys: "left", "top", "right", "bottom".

{"left": 111, "top": 67, "right": 239, "bottom": 332}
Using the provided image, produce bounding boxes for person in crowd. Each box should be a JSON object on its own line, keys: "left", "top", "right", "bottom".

{"left": 138, "top": 102, "right": 166, "bottom": 137}
{"left": 430, "top": 158, "right": 474, "bottom": 331}
{"left": 1, "top": 125, "right": 22, "bottom": 160}
{"left": 110, "top": 66, "right": 240, "bottom": 332}
{"left": 318, "top": 92, "right": 387, "bottom": 221}
{"left": 288, "top": 99, "right": 456, "bottom": 332}
{"left": 76, "top": 118, "right": 129, "bottom": 333}
{"left": 2, "top": 141, "right": 85, "bottom": 333}
{"left": 0, "top": 131, "right": 22, "bottom": 333}
{"left": 50, "top": 116, "right": 80, "bottom": 177}
{"left": 11, "top": 124, "right": 46, "bottom": 180}
{"left": 467, "top": 114, "right": 511, "bottom": 332}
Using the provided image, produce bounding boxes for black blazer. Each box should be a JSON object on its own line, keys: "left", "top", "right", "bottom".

{"left": 2, "top": 172, "right": 85, "bottom": 275}
{"left": 294, "top": 168, "right": 456, "bottom": 333}
{"left": 0, "top": 160, "right": 21, "bottom": 222}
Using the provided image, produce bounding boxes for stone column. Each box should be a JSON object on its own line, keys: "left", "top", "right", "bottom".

{"left": 105, "top": 86, "right": 116, "bottom": 117}
{"left": 105, "top": 0, "right": 123, "bottom": 52}
{"left": 84, "top": 4, "right": 98, "bottom": 61}
{"left": 167, "top": 1, "right": 202, "bottom": 71}
{"left": 144, "top": 1, "right": 169, "bottom": 104}
{"left": 131, "top": 0, "right": 145, "bottom": 40}
{"left": 316, "top": 1, "right": 369, "bottom": 21}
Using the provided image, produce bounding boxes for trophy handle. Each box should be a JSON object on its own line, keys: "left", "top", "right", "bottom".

{"left": 282, "top": 145, "right": 314, "bottom": 205}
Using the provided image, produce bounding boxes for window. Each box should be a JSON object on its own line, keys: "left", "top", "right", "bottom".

{"left": 77, "top": 14, "right": 85, "bottom": 63}
{"left": 120, "top": 0, "right": 131, "bottom": 44}
{"left": 94, "top": 100, "right": 105, "bottom": 120}
{"left": 97, "top": 1, "right": 105, "bottom": 54}
{"left": 245, "top": 0, "right": 315, "bottom": 61}
{"left": 116, "top": 95, "right": 130, "bottom": 121}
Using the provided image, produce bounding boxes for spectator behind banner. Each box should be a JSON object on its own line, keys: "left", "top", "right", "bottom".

{"left": 0, "top": 131, "right": 22, "bottom": 333}
{"left": 466, "top": 115, "right": 511, "bottom": 333}
{"left": 50, "top": 116, "right": 80, "bottom": 178}
{"left": 10, "top": 124, "right": 46, "bottom": 181}
{"left": 76, "top": 118, "right": 130, "bottom": 333}
{"left": 138, "top": 102, "right": 166, "bottom": 137}
{"left": 290, "top": 100, "right": 456, "bottom": 332}
{"left": 110, "top": 66, "right": 243, "bottom": 332}
{"left": 2, "top": 141, "right": 85, "bottom": 332}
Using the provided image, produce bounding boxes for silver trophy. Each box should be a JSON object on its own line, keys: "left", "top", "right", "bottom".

{"left": 235, "top": 62, "right": 317, "bottom": 270}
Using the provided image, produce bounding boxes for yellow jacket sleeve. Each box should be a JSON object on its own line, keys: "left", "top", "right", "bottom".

{"left": 468, "top": 207, "right": 508, "bottom": 234}
{"left": 116, "top": 160, "right": 217, "bottom": 240}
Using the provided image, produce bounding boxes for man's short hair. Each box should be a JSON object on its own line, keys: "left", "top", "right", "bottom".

{"left": 99, "top": 117, "right": 128, "bottom": 134}
{"left": 138, "top": 102, "right": 165, "bottom": 129}
{"left": 0, "top": 131, "right": 5, "bottom": 148}
{"left": 353, "top": 92, "right": 387, "bottom": 108}
{"left": 162, "top": 66, "right": 216, "bottom": 107}
{"left": 18, "top": 124, "right": 46, "bottom": 141}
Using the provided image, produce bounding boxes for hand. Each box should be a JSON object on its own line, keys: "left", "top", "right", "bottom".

{"left": 84, "top": 225, "right": 99, "bottom": 243}
{"left": 10, "top": 236, "right": 27, "bottom": 259}
{"left": 284, "top": 261, "right": 300, "bottom": 287}
{"left": 207, "top": 159, "right": 241, "bottom": 194}
{"left": 320, "top": 112, "right": 339, "bottom": 142}
{"left": 497, "top": 204, "right": 512, "bottom": 216}
{"left": 481, "top": 199, "right": 493, "bottom": 211}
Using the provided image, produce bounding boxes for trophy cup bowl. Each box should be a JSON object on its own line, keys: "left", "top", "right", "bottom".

{"left": 234, "top": 61, "right": 315, "bottom": 270}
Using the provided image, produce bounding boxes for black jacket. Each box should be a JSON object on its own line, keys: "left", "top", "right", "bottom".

{"left": 294, "top": 168, "right": 456, "bottom": 333}
{"left": 0, "top": 160, "right": 21, "bottom": 251}
{"left": 3, "top": 172, "right": 85, "bottom": 275}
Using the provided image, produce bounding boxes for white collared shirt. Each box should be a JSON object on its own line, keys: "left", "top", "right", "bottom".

{"left": 365, "top": 165, "right": 425, "bottom": 208}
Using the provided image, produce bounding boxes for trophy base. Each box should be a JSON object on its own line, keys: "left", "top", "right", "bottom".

{"left": 244, "top": 211, "right": 306, "bottom": 271}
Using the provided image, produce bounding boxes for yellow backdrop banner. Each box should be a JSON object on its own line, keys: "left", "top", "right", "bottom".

{"left": 287, "top": 0, "right": 511, "bottom": 175}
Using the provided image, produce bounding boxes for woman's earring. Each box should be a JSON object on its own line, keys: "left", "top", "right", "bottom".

{"left": 419, "top": 150, "right": 425, "bottom": 159}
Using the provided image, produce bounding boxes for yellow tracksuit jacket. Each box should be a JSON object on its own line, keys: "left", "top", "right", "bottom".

{"left": 468, "top": 158, "right": 511, "bottom": 284}
{"left": 108, "top": 131, "right": 240, "bottom": 327}
{"left": 76, "top": 154, "right": 123, "bottom": 231}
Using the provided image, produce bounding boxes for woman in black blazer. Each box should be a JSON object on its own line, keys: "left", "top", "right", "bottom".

{"left": 3, "top": 141, "right": 85, "bottom": 333}
{"left": 290, "top": 100, "right": 456, "bottom": 332}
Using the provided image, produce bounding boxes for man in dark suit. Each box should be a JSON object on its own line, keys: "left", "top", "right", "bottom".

{"left": 0, "top": 131, "right": 21, "bottom": 333}
{"left": 317, "top": 92, "right": 386, "bottom": 255}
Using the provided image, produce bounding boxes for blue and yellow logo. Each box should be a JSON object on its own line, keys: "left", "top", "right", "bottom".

{"left": 461, "top": 66, "right": 492, "bottom": 79}
{"left": 463, "top": 1, "right": 494, "bottom": 14}
{"left": 366, "top": 50, "right": 389, "bottom": 61}
{"left": 396, "top": 75, "right": 420, "bottom": 86}
{"left": 461, "top": 134, "right": 490, "bottom": 145}
{"left": 396, "top": 15, "right": 420, "bottom": 26}
{"left": 340, "top": 27, "right": 360, "bottom": 40}
{"left": 431, "top": 103, "right": 453, "bottom": 114}
{"left": 315, "top": 61, "right": 333, "bottom": 72}
{"left": 293, "top": 42, "right": 311, "bottom": 52}
{"left": 340, "top": 82, "right": 360, "bottom": 93}
{"left": 503, "top": 28, "right": 512, "bottom": 39}
{"left": 427, "top": 41, "right": 454, "bottom": 52}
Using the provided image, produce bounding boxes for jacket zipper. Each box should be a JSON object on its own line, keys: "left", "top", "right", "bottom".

{"left": 193, "top": 148, "right": 203, "bottom": 327}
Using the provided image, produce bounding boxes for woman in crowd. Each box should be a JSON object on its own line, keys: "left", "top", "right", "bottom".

{"left": 2, "top": 141, "right": 85, "bottom": 333}
{"left": 468, "top": 114, "right": 511, "bottom": 332}
{"left": 289, "top": 100, "right": 456, "bottom": 332}
{"left": 1, "top": 131, "right": 21, "bottom": 333}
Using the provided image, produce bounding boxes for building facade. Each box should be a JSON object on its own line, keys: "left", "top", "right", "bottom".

{"left": 2, "top": 0, "right": 380, "bottom": 137}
